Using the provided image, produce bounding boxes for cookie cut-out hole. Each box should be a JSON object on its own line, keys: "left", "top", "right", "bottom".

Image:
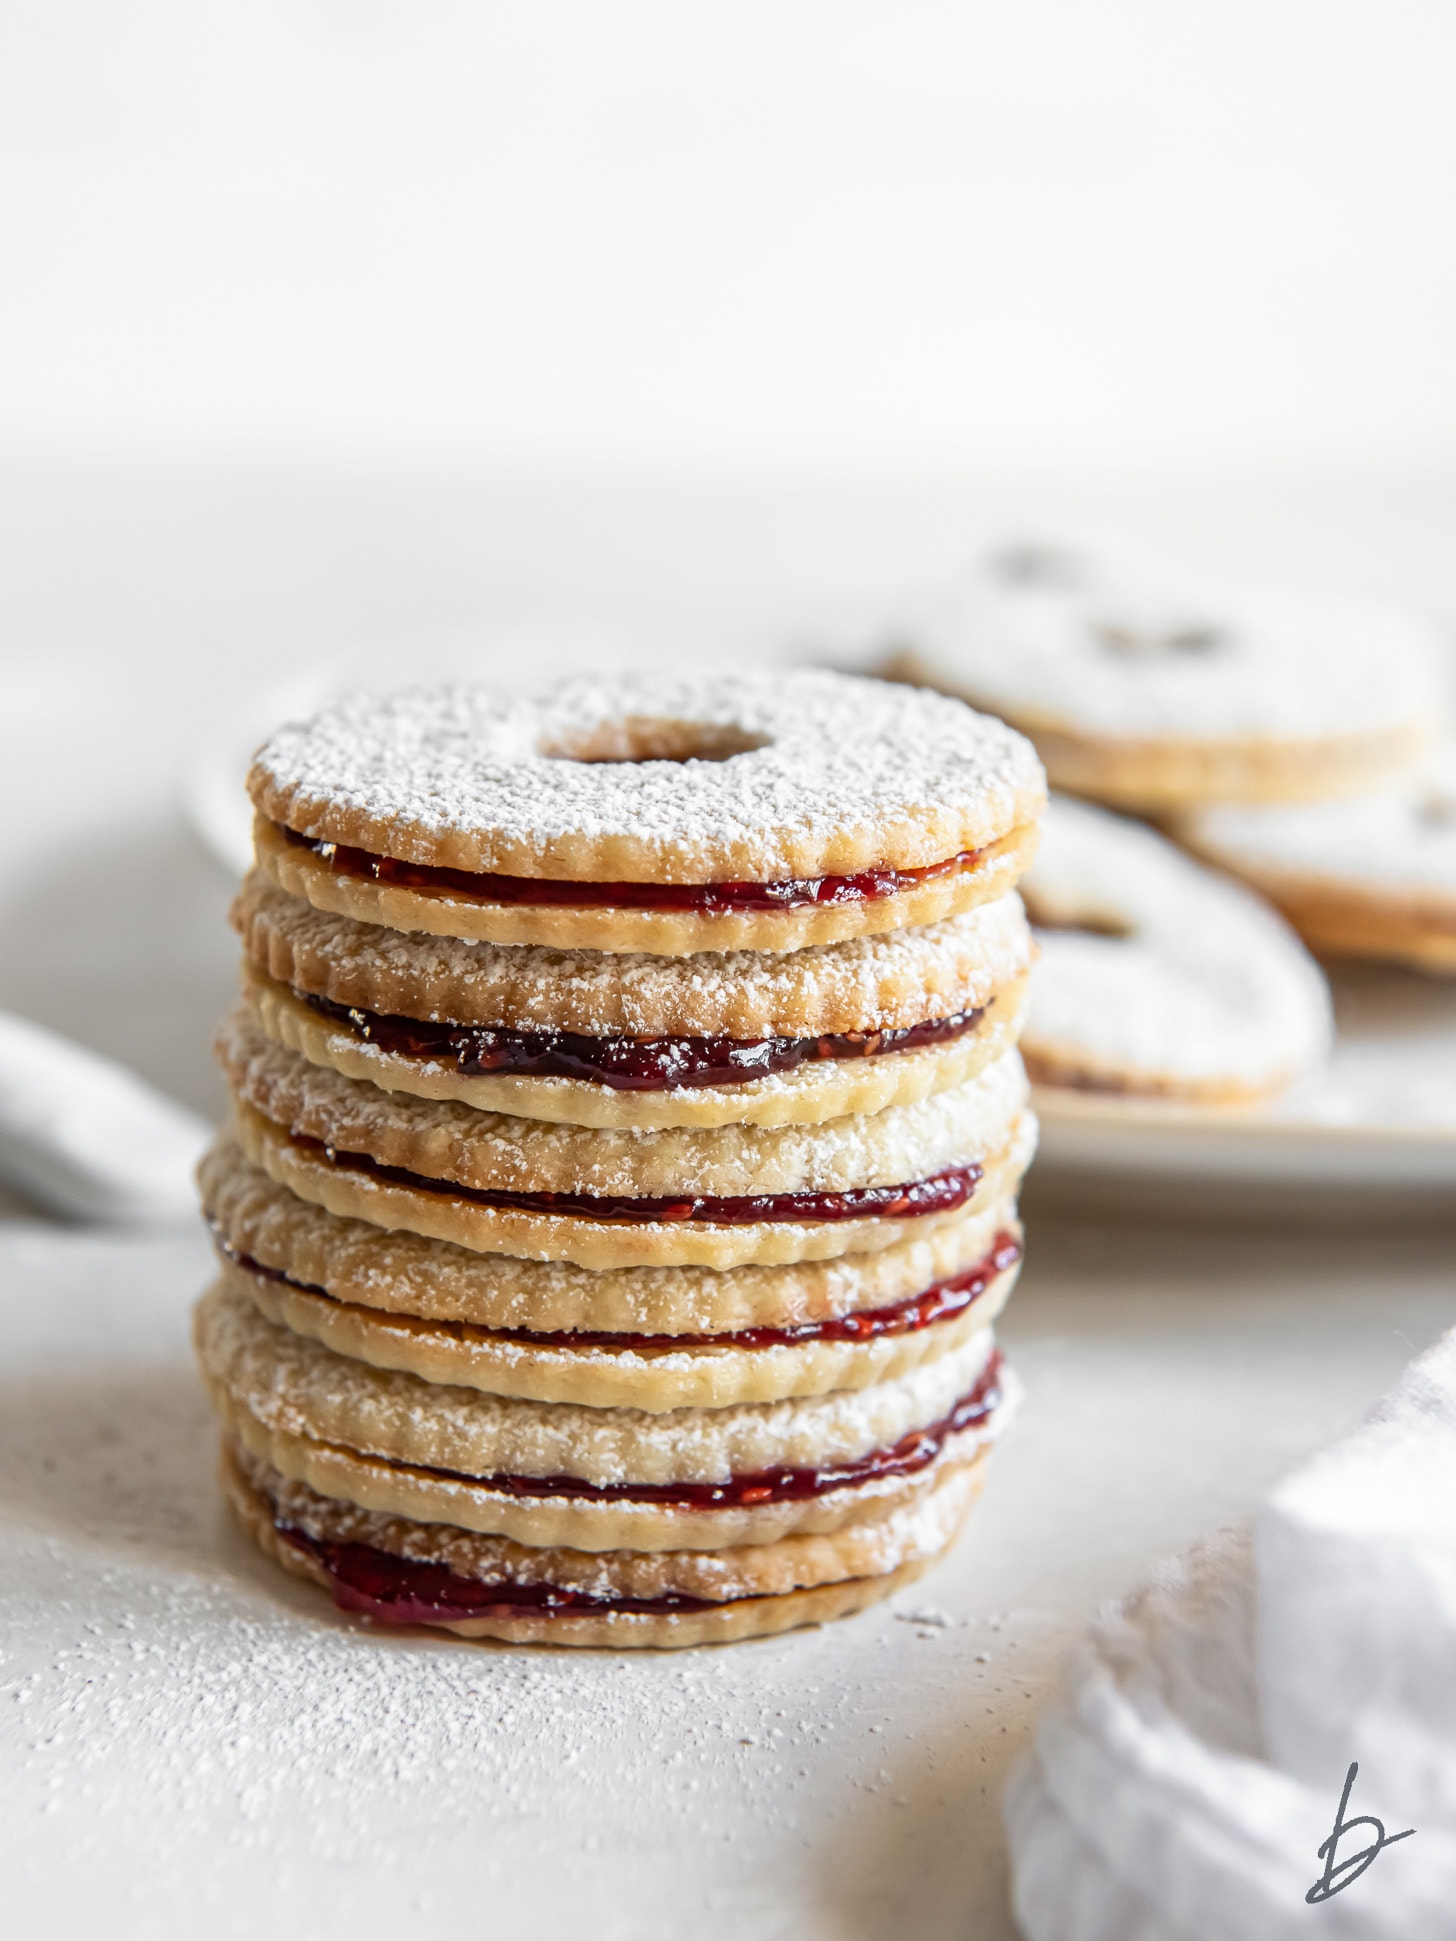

{"left": 1418, "top": 787, "right": 1456, "bottom": 829}
{"left": 1093, "top": 621, "right": 1225, "bottom": 657}
{"left": 539, "top": 718, "right": 770, "bottom": 765}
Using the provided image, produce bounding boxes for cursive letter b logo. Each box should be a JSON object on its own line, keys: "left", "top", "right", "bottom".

{"left": 1306, "top": 1762, "right": 1415, "bottom": 1904}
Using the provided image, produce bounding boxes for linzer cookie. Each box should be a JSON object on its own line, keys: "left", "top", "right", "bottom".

{"left": 884, "top": 531, "right": 1441, "bottom": 812}
{"left": 197, "top": 665, "right": 1046, "bottom": 1646}
{"left": 217, "top": 1004, "right": 1031, "bottom": 1270}
{"left": 233, "top": 872, "right": 1034, "bottom": 1129}
{"left": 247, "top": 670, "right": 1043, "bottom": 954}
{"left": 1177, "top": 750, "right": 1456, "bottom": 975}
{"left": 201, "top": 1133, "right": 1030, "bottom": 1409}
{"left": 222, "top": 1444, "right": 992, "bottom": 1648}
{"left": 1019, "top": 796, "right": 1331, "bottom": 1102}
{"left": 196, "top": 1279, "right": 1014, "bottom": 1554}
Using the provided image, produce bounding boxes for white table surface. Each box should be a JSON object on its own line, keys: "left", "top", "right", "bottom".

{"left": 2, "top": 465, "right": 1454, "bottom": 1938}
{"left": 4, "top": 1213, "right": 1451, "bottom": 1940}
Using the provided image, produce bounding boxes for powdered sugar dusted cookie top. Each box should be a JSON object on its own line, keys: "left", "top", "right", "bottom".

{"left": 901, "top": 531, "right": 1444, "bottom": 744}
{"left": 1020, "top": 796, "right": 1332, "bottom": 1102}
{"left": 247, "top": 668, "right": 1044, "bottom": 882}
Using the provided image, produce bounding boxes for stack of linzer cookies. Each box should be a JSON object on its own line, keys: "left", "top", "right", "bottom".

{"left": 195, "top": 670, "right": 1047, "bottom": 1647}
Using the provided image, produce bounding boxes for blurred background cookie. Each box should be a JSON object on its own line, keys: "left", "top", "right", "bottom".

{"left": 1017, "top": 795, "right": 1331, "bottom": 1102}
{"left": 1179, "top": 748, "right": 1456, "bottom": 975}
{"left": 883, "top": 528, "right": 1445, "bottom": 812}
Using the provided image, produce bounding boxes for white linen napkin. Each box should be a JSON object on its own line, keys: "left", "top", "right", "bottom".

{"left": 1005, "top": 1331, "right": 1456, "bottom": 1938}
{"left": 0, "top": 1010, "right": 211, "bottom": 1225}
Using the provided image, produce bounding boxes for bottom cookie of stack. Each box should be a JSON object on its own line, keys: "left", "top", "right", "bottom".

{"left": 198, "top": 1278, "right": 1018, "bottom": 1648}
{"left": 222, "top": 1442, "right": 993, "bottom": 1648}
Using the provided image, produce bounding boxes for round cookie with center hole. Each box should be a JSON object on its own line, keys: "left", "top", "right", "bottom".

{"left": 882, "top": 531, "right": 1441, "bottom": 811}
{"left": 247, "top": 669, "right": 1044, "bottom": 954}
{"left": 195, "top": 1280, "right": 1011, "bottom": 1553}
{"left": 199, "top": 1130, "right": 1034, "bottom": 1337}
{"left": 223, "top": 1441, "right": 987, "bottom": 1649}
{"left": 1177, "top": 750, "right": 1456, "bottom": 975}
{"left": 1018, "top": 795, "right": 1331, "bottom": 1101}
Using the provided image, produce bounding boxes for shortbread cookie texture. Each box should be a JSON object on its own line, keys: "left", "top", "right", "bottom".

{"left": 224, "top": 1443, "right": 984, "bottom": 1648}
{"left": 197, "top": 1279, "right": 1014, "bottom": 1553}
{"left": 1018, "top": 797, "right": 1331, "bottom": 1101}
{"left": 253, "top": 809, "right": 1038, "bottom": 956}
{"left": 243, "top": 961, "right": 1031, "bottom": 1130}
{"left": 250, "top": 669, "right": 1045, "bottom": 881}
{"left": 198, "top": 1278, "right": 998, "bottom": 1488}
{"left": 200, "top": 1130, "right": 1033, "bottom": 1336}
{"left": 886, "top": 531, "right": 1440, "bottom": 811}
{"left": 232, "top": 872, "right": 1034, "bottom": 1038}
{"left": 232, "top": 1098, "right": 1030, "bottom": 1274}
{"left": 247, "top": 669, "right": 1044, "bottom": 952}
{"left": 233, "top": 870, "right": 1036, "bottom": 1130}
{"left": 1178, "top": 754, "right": 1456, "bottom": 975}
{"left": 197, "top": 665, "right": 1045, "bottom": 1645}
{"left": 217, "top": 1240, "right": 1021, "bottom": 1410}
{"left": 218, "top": 1006, "right": 1027, "bottom": 1200}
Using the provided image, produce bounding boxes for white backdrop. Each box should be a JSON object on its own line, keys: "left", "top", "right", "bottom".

{"left": 3, "top": 1, "right": 1455, "bottom": 474}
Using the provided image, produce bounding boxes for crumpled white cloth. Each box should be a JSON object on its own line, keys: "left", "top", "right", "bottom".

{"left": 1005, "top": 1330, "right": 1456, "bottom": 1938}
{"left": 0, "top": 1010, "right": 211, "bottom": 1224}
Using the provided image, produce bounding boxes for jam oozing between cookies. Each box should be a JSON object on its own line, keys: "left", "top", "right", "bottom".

{"left": 277, "top": 821, "right": 984, "bottom": 913}
{"left": 296, "top": 987, "right": 987, "bottom": 1090}
{"left": 215, "top": 1229, "right": 1022, "bottom": 1350}
{"left": 280, "top": 1347, "right": 1002, "bottom": 1551}
{"left": 289, "top": 1134, "right": 983, "bottom": 1224}
{"left": 278, "top": 1530, "right": 725, "bottom": 1623}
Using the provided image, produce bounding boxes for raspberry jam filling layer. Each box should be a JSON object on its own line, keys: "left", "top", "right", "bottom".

{"left": 278, "top": 1528, "right": 726, "bottom": 1624}
{"left": 215, "top": 1229, "right": 1021, "bottom": 1351}
{"left": 278, "top": 821, "right": 983, "bottom": 914}
{"left": 296, "top": 986, "right": 987, "bottom": 1091}
{"left": 343, "top": 1353, "right": 1003, "bottom": 1510}
{"left": 288, "top": 1132, "right": 982, "bottom": 1225}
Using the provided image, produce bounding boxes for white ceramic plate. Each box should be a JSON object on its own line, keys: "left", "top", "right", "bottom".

{"left": 1034, "top": 962, "right": 1456, "bottom": 1185}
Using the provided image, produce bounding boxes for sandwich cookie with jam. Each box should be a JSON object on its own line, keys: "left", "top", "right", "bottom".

{"left": 247, "top": 669, "right": 1042, "bottom": 953}
{"left": 197, "top": 667, "right": 1045, "bottom": 1645}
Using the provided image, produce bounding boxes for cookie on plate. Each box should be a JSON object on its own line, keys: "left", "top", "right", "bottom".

{"left": 1178, "top": 751, "right": 1456, "bottom": 975}
{"left": 883, "top": 530, "right": 1442, "bottom": 811}
{"left": 1018, "top": 795, "right": 1331, "bottom": 1102}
